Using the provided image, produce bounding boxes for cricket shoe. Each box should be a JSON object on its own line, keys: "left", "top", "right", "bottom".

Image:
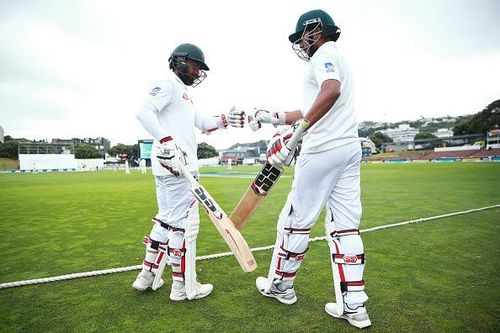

{"left": 132, "top": 270, "right": 163, "bottom": 291}
{"left": 256, "top": 276, "right": 297, "bottom": 305}
{"left": 325, "top": 303, "right": 371, "bottom": 329}
{"left": 169, "top": 282, "right": 213, "bottom": 301}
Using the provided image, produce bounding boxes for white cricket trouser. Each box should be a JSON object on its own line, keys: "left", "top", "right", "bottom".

{"left": 147, "top": 174, "right": 199, "bottom": 282}
{"left": 271, "top": 141, "right": 365, "bottom": 293}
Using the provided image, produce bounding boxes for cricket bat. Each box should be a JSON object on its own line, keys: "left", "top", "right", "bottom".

{"left": 179, "top": 163, "right": 257, "bottom": 272}
{"left": 230, "top": 119, "right": 309, "bottom": 230}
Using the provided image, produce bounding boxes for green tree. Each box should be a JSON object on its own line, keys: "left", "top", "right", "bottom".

{"left": 108, "top": 144, "right": 137, "bottom": 159}
{"left": 197, "top": 142, "right": 218, "bottom": 159}
{"left": 369, "top": 132, "right": 393, "bottom": 149}
{"left": 0, "top": 140, "right": 19, "bottom": 158}
{"left": 414, "top": 132, "right": 437, "bottom": 140}
{"left": 453, "top": 99, "right": 500, "bottom": 135}
{"left": 74, "top": 144, "right": 101, "bottom": 159}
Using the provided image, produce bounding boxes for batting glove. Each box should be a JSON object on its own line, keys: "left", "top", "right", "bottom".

{"left": 249, "top": 109, "right": 286, "bottom": 132}
{"left": 226, "top": 106, "right": 246, "bottom": 128}
{"left": 266, "top": 127, "right": 297, "bottom": 167}
{"left": 157, "top": 137, "right": 187, "bottom": 177}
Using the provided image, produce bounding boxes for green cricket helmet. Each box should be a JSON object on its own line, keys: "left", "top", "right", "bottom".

{"left": 288, "top": 9, "right": 341, "bottom": 61}
{"left": 168, "top": 43, "right": 209, "bottom": 87}
{"left": 289, "top": 9, "right": 341, "bottom": 43}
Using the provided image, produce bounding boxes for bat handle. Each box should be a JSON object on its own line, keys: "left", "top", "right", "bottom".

{"left": 178, "top": 162, "right": 198, "bottom": 186}
{"left": 284, "top": 119, "right": 309, "bottom": 164}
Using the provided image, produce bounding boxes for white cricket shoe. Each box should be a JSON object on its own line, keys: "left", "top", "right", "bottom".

{"left": 256, "top": 276, "right": 297, "bottom": 305}
{"left": 325, "top": 303, "right": 372, "bottom": 329}
{"left": 132, "top": 270, "right": 163, "bottom": 291}
{"left": 169, "top": 282, "right": 213, "bottom": 301}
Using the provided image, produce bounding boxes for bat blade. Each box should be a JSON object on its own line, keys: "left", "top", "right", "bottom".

{"left": 182, "top": 166, "right": 257, "bottom": 272}
{"left": 230, "top": 163, "right": 283, "bottom": 230}
{"left": 207, "top": 212, "right": 257, "bottom": 272}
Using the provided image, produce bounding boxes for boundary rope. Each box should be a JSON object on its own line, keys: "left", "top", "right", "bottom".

{"left": 1, "top": 204, "right": 498, "bottom": 290}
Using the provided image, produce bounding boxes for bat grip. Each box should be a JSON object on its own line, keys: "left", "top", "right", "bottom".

{"left": 178, "top": 162, "right": 198, "bottom": 186}
{"left": 284, "top": 119, "right": 310, "bottom": 164}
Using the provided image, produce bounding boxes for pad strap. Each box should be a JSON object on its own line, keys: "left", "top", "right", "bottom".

{"left": 341, "top": 280, "right": 365, "bottom": 292}
{"left": 152, "top": 218, "right": 185, "bottom": 233}
{"left": 330, "top": 229, "right": 360, "bottom": 238}
{"left": 333, "top": 253, "right": 365, "bottom": 265}
{"left": 143, "top": 260, "right": 159, "bottom": 272}
{"left": 284, "top": 227, "right": 311, "bottom": 234}
{"left": 278, "top": 246, "right": 308, "bottom": 262}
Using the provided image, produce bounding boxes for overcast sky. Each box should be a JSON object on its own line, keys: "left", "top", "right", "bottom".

{"left": 1, "top": 0, "right": 499, "bottom": 149}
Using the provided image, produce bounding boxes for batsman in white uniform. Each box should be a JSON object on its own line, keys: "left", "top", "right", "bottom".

{"left": 250, "top": 10, "right": 371, "bottom": 328}
{"left": 132, "top": 43, "right": 245, "bottom": 301}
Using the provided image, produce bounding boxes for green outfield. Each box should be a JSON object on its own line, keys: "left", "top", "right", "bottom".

{"left": 0, "top": 163, "right": 499, "bottom": 332}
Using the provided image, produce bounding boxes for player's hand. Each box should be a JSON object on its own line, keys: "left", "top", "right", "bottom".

{"left": 248, "top": 113, "right": 261, "bottom": 132}
{"left": 249, "top": 109, "right": 286, "bottom": 131}
{"left": 226, "top": 106, "right": 246, "bottom": 128}
{"left": 266, "top": 127, "right": 297, "bottom": 167}
{"left": 157, "top": 137, "right": 187, "bottom": 177}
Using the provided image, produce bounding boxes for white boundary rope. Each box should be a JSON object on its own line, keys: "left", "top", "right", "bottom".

{"left": 1, "top": 204, "right": 498, "bottom": 290}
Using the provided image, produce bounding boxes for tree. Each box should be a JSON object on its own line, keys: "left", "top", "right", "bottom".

{"left": 108, "top": 144, "right": 137, "bottom": 159}
{"left": 197, "top": 142, "right": 218, "bottom": 159}
{"left": 0, "top": 140, "right": 19, "bottom": 159}
{"left": 74, "top": 143, "right": 101, "bottom": 159}
{"left": 414, "top": 132, "right": 437, "bottom": 140}
{"left": 369, "top": 132, "right": 393, "bottom": 149}
{"left": 453, "top": 99, "right": 500, "bottom": 135}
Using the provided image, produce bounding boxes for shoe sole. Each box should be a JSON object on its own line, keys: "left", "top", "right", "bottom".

{"left": 325, "top": 306, "right": 371, "bottom": 329}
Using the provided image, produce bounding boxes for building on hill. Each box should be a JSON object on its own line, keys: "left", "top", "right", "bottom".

{"left": 380, "top": 124, "right": 419, "bottom": 142}
{"left": 0, "top": 126, "right": 4, "bottom": 143}
{"left": 486, "top": 128, "right": 500, "bottom": 149}
{"left": 19, "top": 141, "right": 74, "bottom": 155}
{"left": 219, "top": 145, "right": 261, "bottom": 165}
{"left": 51, "top": 137, "right": 110, "bottom": 156}
{"left": 381, "top": 133, "right": 485, "bottom": 153}
{"left": 433, "top": 128, "right": 454, "bottom": 138}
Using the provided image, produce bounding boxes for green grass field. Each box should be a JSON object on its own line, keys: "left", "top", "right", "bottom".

{"left": 0, "top": 163, "right": 499, "bottom": 332}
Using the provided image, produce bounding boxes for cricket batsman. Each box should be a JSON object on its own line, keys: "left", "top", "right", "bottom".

{"left": 132, "top": 43, "right": 245, "bottom": 300}
{"left": 250, "top": 9, "right": 371, "bottom": 328}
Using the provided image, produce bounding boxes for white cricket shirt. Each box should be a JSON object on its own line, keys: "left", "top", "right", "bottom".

{"left": 301, "top": 41, "right": 359, "bottom": 154}
{"left": 140, "top": 71, "right": 199, "bottom": 175}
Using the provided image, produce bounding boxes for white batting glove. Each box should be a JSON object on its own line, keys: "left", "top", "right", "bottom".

{"left": 157, "top": 137, "right": 187, "bottom": 177}
{"left": 266, "top": 127, "right": 296, "bottom": 167}
{"left": 226, "top": 106, "right": 246, "bottom": 128}
{"left": 248, "top": 114, "right": 261, "bottom": 132}
{"left": 249, "top": 109, "right": 286, "bottom": 131}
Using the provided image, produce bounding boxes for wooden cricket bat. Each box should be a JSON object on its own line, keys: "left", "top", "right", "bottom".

{"left": 230, "top": 119, "right": 309, "bottom": 230}
{"left": 179, "top": 163, "right": 257, "bottom": 272}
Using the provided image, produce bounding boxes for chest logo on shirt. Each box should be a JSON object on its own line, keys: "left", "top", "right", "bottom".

{"left": 149, "top": 87, "right": 161, "bottom": 96}
{"left": 324, "top": 62, "right": 335, "bottom": 73}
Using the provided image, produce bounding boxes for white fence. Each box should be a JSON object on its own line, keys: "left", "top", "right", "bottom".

{"left": 19, "top": 154, "right": 76, "bottom": 171}
{"left": 19, "top": 154, "right": 104, "bottom": 171}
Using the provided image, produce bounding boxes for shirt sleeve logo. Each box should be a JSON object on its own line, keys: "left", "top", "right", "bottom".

{"left": 149, "top": 87, "right": 161, "bottom": 96}
{"left": 324, "top": 62, "right": 335, "bottom": 73}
